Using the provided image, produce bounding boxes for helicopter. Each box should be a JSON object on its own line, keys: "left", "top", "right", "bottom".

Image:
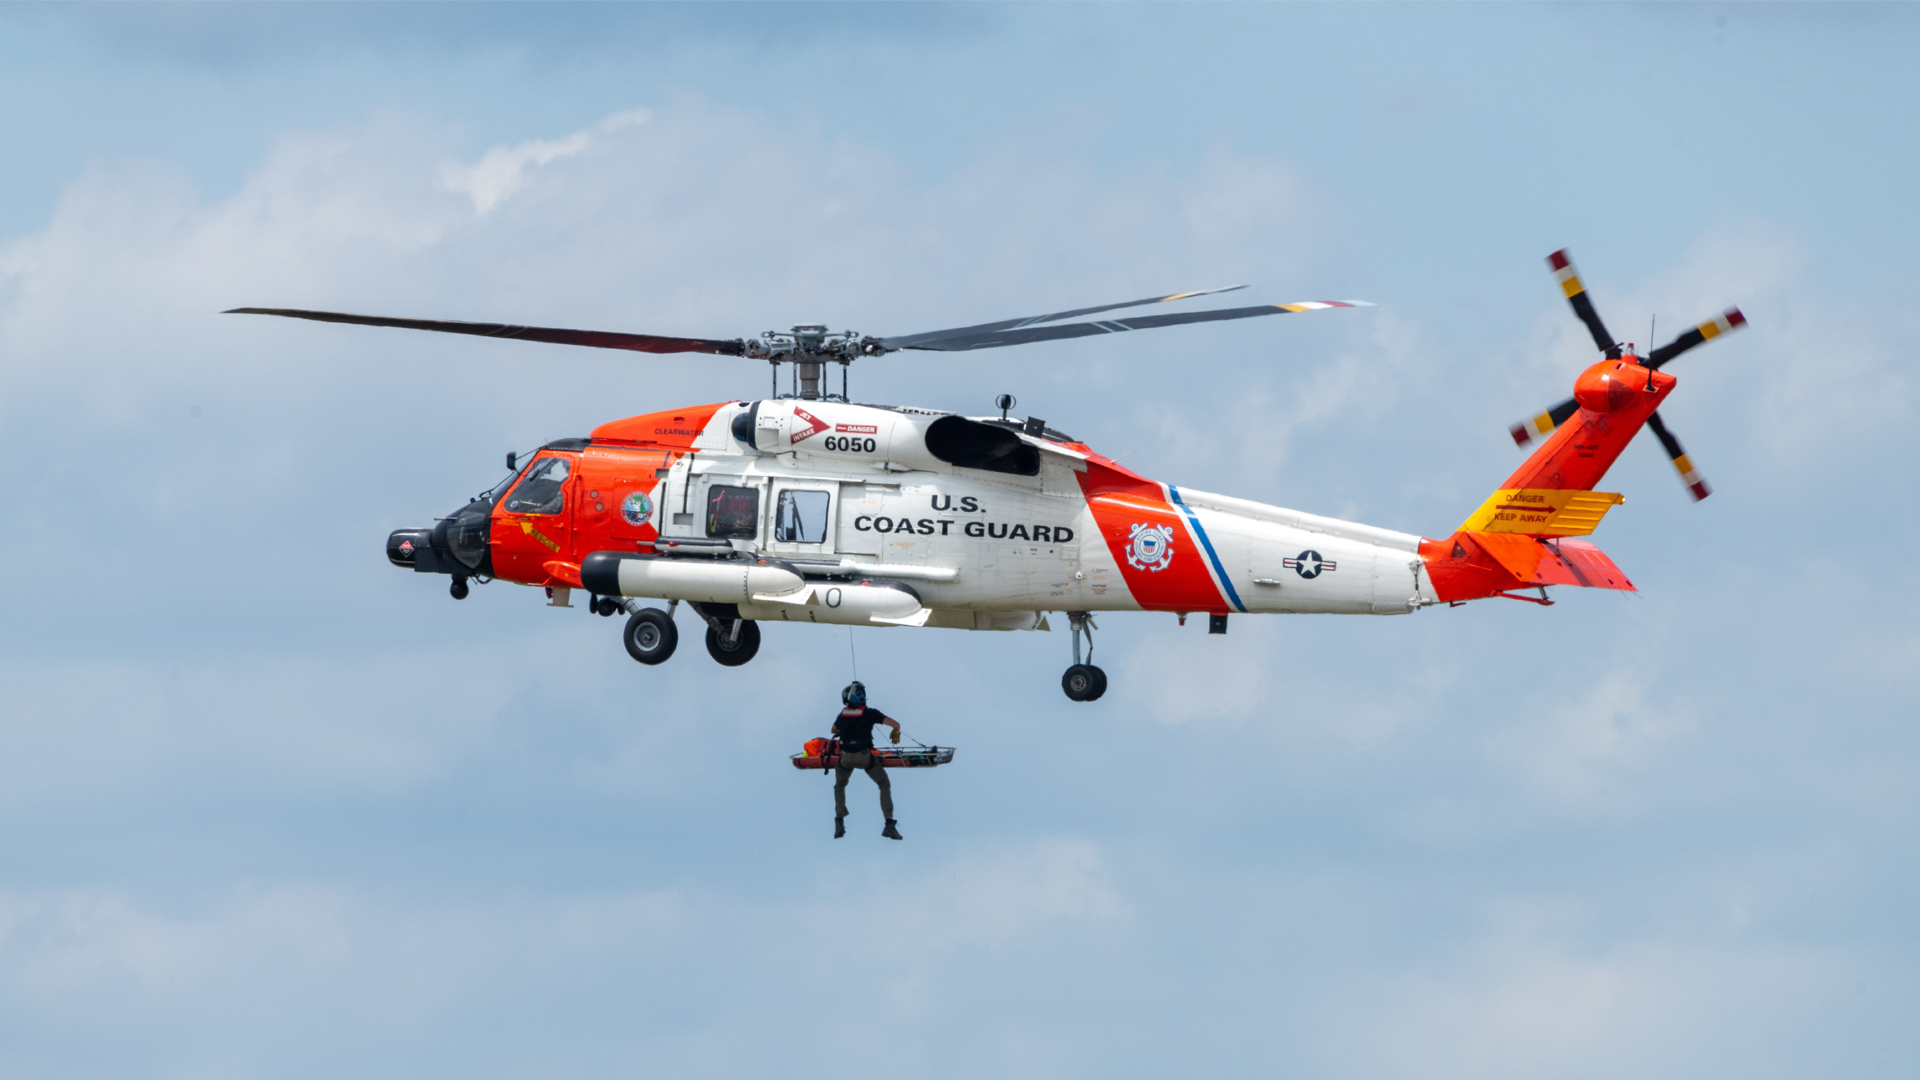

{"left": 229, "top": 250, "right": 1743, "bottom": 701}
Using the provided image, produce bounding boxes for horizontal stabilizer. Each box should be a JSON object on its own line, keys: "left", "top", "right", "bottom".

{"left": 1464, "top": 532, "right": 1635, "bottom": 591}
{"left": 1459, "top": 489, "right": 1625, "bottom": 537}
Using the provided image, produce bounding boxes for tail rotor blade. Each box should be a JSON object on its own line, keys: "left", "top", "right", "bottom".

{"left": 1644, "top": 410, "right": 1711, "bottom": 501}
{"left": 1547, "top": 249, "right": 1620, "bottom": 358}
{"left": 1647, "top": 307, "right": 1747, "bottom": 369}
{"left": 1510, "top": 396, "right": 1580, "bottom": 447}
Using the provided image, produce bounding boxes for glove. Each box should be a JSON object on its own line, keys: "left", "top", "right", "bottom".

{"left": 890, "top": 728, "right": 902, "bottom": 745}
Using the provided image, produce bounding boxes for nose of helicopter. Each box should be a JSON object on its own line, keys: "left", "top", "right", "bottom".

{"left": 387, "top": 493, "right": 496, "bottom": 584}
{"left": 387, "top": 528, "right": 438, "bottom": 570}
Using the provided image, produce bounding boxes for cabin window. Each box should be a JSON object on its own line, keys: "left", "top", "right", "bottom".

{"left": 774, "top": 489, "right": 831, "bottom": 543}
{"left": 503, "top": 456, "right": 570, "bottom": 515}
{"left": 705, "top": 484, "right": 760, "bottom": 539}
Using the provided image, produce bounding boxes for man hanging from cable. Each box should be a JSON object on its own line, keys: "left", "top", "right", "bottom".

{"left": 832, "top": 681, "right": 903, "bottom": 840}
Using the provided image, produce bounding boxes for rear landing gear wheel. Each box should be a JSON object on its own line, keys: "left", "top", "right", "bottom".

{"left": 1062, "top": 664, "right": 1107, "bottom": 702}
{"left": 623, "top": 608, "right": 678, "bottom": 665}
{"left": 705, "top": 620, "right": 761, "bottom": 667}
{"left": 1060, "top": 611, "right": 1106, "bottom": 701}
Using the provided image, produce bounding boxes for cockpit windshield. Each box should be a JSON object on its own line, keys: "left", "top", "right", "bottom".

{"left": 484, "top": 468, "right": 521, "bottom": 504}
{"left": 503, "top": 456, "right": 570, "bottom": 515}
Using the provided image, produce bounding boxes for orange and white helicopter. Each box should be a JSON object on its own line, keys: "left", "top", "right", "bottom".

{"left": 231, "top": 250, "right": 1743, "bottom": 701}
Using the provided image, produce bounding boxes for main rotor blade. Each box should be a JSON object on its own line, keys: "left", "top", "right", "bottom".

{"left": 891, "top": 300, "right": 1370, "bottom": 353}
{"left": 225, "top": 307, "right": 747, "bottom": 356}
{"left": 1510, "top": 396, "right": 1580, "bottom": 447}
{"left": 876, "top": 286, "right": 1247, "bottom": 350}
{"left": 1547, "top": 249, "right": 1620, "bottom": 358}
{"left": 1644, "top": 409, "right": 1710, "bottom": 500}
{"left": 1646, "top": 307, "right": 1747, "bottom": 369}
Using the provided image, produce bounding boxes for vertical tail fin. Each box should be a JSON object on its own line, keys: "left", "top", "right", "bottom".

{"left": 1422, "top": 355, "right": 1671, "bottom": 603}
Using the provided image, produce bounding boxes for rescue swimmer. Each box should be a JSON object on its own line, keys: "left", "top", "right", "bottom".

{"left": 831, "top": 682, "right": 904, "bottom": 840}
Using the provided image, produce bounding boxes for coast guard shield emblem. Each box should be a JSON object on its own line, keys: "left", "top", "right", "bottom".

{"left": 1125, "top": 522, "right": 1176, "bottom": 572}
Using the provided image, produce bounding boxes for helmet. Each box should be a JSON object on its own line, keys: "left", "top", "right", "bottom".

{"left": 841, "top": 681, "right": 867, "bottom": 707}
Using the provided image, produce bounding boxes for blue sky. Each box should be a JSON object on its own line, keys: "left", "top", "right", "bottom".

{"left": 1, "top": 4, "right": 1916, "bottom": 1077}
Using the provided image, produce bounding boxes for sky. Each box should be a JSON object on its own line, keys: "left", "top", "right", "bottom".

{"left": 1, "top": 3, "right": 1917, "bottom": 1077}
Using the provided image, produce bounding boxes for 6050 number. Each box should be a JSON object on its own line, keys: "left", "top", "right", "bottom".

{"left": 824, "top": 436, "right": 878, "bottom": 453}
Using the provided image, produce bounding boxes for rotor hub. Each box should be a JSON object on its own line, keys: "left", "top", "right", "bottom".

{"left": 750, "top": 324, "right": 868, "bottom": 400}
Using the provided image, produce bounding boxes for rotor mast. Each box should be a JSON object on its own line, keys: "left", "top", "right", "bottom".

{"left": 752, "top": 325, "right": 872, "bottom": 401}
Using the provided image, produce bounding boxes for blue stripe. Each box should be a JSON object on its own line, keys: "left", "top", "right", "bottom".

{"left": 1167, "top": 485, "right": 1246, "bottom": 613}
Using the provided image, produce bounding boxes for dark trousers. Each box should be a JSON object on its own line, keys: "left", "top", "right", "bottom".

{"left": 834, "top": 750, "right": 894, "bottom": 819}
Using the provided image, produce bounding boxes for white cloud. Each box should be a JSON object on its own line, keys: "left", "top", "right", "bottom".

{"left": 1483, "top": 658, "right": 1693, "bottom": 805}
{"left": 0, "top": 840, "right": 1122, "bottom": 1070}
{"left": 439, "top": 108, "right": 651, "bottom": 215}
{"left": 1318, "top": 899, "right": 1872, "bottom": 1080}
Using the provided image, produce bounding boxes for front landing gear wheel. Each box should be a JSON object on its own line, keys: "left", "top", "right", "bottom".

{"left": 1062, "top": 664, "right": 1107, "bottom": 702}
{"left": 705, "top": 620, "right": 761, "bottom": 667}
{"left": 623, "top": 608, "right": 678, "bottom": 665}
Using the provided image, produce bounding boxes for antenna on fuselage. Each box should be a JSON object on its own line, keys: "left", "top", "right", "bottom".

{"left": 1645, "top": 315, "right": 1657, "bottom": 391}
{"left": 996, "top": 393, "right": 1017, "bottom": 421}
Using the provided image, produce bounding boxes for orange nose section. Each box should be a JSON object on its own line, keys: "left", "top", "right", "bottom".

{"left": 1573, "top": 359, "right": 1671, "bottom": 412}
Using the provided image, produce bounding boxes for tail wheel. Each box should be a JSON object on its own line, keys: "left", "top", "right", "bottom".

{"left": 705, "top": 620, "right": 761, "bottom": 666}
{"left": 623, "top": 608, "right": 678, "bottom": 665}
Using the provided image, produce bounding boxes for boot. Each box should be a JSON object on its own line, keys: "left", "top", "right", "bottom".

{"left": 834, "top": 817, "right": 846, "bottom": 839}
{"left": 882, "top": 819, "right": 903, "bottom": 840}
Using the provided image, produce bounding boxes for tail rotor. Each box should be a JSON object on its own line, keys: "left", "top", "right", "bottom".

{"left": 1508, "top": 249, "right": 1746, "bottom": 502}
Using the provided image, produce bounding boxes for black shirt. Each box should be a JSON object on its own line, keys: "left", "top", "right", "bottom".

{"left": 832, "top": 706, "right": 890, "bottom": 753}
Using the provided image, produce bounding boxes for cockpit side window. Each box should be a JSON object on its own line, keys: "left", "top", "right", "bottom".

{"left": 705, "top": 484, "right": 760, "bottom": 539}
{"left": 503, "top": 456, "right": 570, "bottom": 515}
